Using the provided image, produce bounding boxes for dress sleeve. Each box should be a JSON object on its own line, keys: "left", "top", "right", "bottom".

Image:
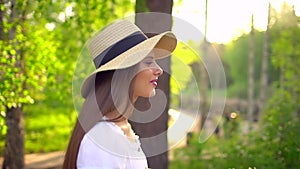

{"left": 77, "top": 134, "right": 126, "bottom": 169}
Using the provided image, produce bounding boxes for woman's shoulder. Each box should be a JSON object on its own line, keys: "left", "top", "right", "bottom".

{"left": 78, "top": 121, "right": 148, "bottom": 168}
{"left": 88, "top": 121, "right": 111, "bottom": 132}
{"left": 82, "top": 121, "right": 144, "bottom": 156}
{"left": 78, "top": 133, "right": 126, "bottom": 168}
{"left": 77, "top": 122, "right": 128, "bottom": 167}
{"left": 84, "top": 121, "right": 129, "bottom": 154}
{"left": 88, "top": 121, "right": 124, "bottom": 137}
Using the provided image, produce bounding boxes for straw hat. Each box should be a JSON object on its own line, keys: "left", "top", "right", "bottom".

{"left": 81, "top": 20, "right": 177, "bottom": 98}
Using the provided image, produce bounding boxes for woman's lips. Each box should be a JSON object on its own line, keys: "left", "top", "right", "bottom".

{"left": 150, "top": 79, "right": 158, "bottom": 87}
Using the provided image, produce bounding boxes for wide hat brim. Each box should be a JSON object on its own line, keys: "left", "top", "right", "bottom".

{"left": 81, "top": 31, "right": 177, "bottom": 98}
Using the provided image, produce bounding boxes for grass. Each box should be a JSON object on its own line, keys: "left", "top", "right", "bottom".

{"left": 24, "top": 102, "right": 76, "bottom": 153}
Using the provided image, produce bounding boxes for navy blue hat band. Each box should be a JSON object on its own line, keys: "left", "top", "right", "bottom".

{"left": 93, "top": 31, "right": 147, "bottom": 68}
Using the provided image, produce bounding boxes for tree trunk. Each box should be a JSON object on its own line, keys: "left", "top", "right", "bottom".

{"left": 247, "top": 14, "right": 255, "bottom": 131}
{"left": 3, "top": 106, "right": 25, "bottom": 169}
{"left": 2, "top": 0, "right": 25, "bottom": 168}
{"left": 0, "top": 0, "right": 4, "bottom": 40}
{"left": 257, "top": 2, "right": 270, "bottom": 121}
{"left": 131, "top": 1, "right": 173, "bottom": 169}
{"left": 199, "top": 0, "right": 209, "bottom": 131}
{"left": 200, "top": 41, "right": 209, "bottom": 130}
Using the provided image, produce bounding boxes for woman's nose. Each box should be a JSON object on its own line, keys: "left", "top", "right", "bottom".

{"left": 154, "top": 63, "right": 163, "bottom": 76}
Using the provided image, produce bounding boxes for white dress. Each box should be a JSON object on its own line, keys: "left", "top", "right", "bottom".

{"left": 77, "top": 121, "right": 148, "bottom": 169}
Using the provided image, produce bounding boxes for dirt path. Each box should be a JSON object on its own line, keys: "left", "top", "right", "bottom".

{"left": 0, "top": 151, "right": 64, "bottom": 169}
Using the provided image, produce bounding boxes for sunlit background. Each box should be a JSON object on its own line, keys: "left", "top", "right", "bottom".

{"left": 173, "top": 0, "right": 300, "bottom": 43}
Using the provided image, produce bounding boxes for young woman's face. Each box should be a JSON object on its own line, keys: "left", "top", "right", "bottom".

{"left": 132, "top": 54, "right": 163, "bottom": 100}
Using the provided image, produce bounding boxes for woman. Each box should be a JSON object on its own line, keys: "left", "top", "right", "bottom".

{"left": 63, "top": 20, "right": 177, "bottom": 169}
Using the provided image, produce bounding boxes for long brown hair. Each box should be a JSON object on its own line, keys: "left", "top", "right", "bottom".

{"left": 63, "top": 65, "right": 138, "bottom": 168}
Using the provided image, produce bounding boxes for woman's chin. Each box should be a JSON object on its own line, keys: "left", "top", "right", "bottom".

{"left": 137, "top": 89, "right": 156, "bottom": 98}
{"left": 144, "top": 89, "right": 156, "bottom": 98}
{"left": 149, "top": 89, "right": 156, "bottom": 97}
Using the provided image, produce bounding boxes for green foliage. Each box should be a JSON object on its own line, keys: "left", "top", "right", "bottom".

{"left": 39, "top": 0, "right": 133, "bottom": 104}
{"left": 0, "top": 0, "right": 133, "bottom": 153}
{"left": 170, "top": 41, "right": 200, "bottom": 108}
{"left": 135, "top": 0, "right": 150, "bottom": 13}
{"left": 260, "top": 88, "right": 300, "bottom": 169}
{"left": 223, "top": 31, "right": 266, "bottom": 99}
{"left": 171, "top": 41, "right": 199, "bottom": 95}
{"left": 0, "top": 32, "right": 35, "bottom": 111}
{"left": 258, "top": 5, "right": 300, "bottom": 168}
{"left": 0, "top": 0, "right": 134, "bottom": 112}
{"left": 170, "top": 115, "right": 300, "bottom": 169}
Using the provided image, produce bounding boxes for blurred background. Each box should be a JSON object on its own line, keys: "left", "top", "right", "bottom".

{"left": 0, "top": 0, "right": 299, "bottom": 168}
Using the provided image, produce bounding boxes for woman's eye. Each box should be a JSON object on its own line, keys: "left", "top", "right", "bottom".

{"left": 145, "top": 61, "right": 153, "bottom": 65}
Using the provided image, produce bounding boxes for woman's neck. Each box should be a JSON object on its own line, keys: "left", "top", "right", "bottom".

{"left": 110, "top": 116, "right": 136, "bottom": 143}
